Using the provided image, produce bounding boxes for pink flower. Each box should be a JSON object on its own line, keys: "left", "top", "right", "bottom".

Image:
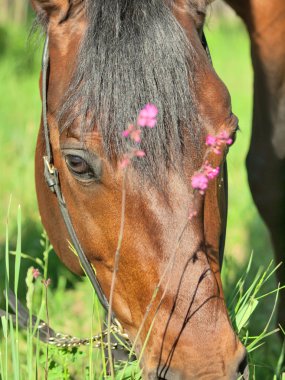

{"left": 206, "top": 135, "right": 217, "bottom": 147}
{"left": 206, "top": 134, "right": 221, "bottom": 154}
{"left": 137, "top": 104, "right": 158, "bottom": 128}
{"left": 32, "top": 267, "right": 41, "bottom": 279}
{"left": 122, "top": 124, "right": 142, "bottom": 143}
{"left": 118, "top": 150, "right": 146, "bottom": 170}
{"left": 191, "top": 173, "right": 209, "bottom": 194}
{"left": 134, "top": 150, "right": 146, "bottom": 157}
{"left": 118, "top": 155, "right": 131, "bottom": 169}
{"left": 206, "top": 131, "right": 233, "bottom": 154}
{"left": 213, "top": 146, "right": 222, "bottom": 155}
{"left": 130, "top": 129, "right": 142, "bottom": 143}
{"left": 119, "top": 106, "right": 157, "bottom": 170}
{"left": 189, "top": 210, "right": 198, "bottom": 220}
{"left": 42, "top": 278, "right": 51, "bottom": 287}
{"left": 204, "top": 163, "right": 220, "bottom": 180}
{"left": 218, "top": 131, "right": 233, "bottom": 145}
{"left": 122, "top": 124, "right": 134, "bottom": 138}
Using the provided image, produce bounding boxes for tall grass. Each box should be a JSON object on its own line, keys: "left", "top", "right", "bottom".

{"left": 0, "top": 23, "right": 42, "bottom": 268}
{"left": 1, "top": 205, "right": 284, "bottom": 379}
{"left": 1, "top": 204, "right": 109, "bottom": 379}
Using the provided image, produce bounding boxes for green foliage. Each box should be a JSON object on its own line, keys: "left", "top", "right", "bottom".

{"left": 114, "top": 361, "right": 142, "bottom": 380}
{"left": 42, "top": 346, "right": 86, "bottom": 380}
{"left": 0, "top": 206, "right": 103, "bottom": 379}
{"left": 0, "top": 27, "right": 9, "bottom": 57}
{"left": 0, "top": 24, "right": 41, "bottom": 75}
{"left": 228, "top": 255, "right": 284, "bottom": 363}
{"left": 0, "top": 23, "right": 41, "bottom": 250}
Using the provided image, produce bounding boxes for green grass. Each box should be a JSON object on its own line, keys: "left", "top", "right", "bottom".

{"left": 1, "top": 207, "right": 284, "bottom": 379}
{"left": 0, "top": 24, "right": 41, "bottom": 232}
{"left": 0, "top": 16, "right": 284, "bottom": 380}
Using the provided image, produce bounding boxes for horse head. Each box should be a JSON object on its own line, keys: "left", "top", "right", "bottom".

{"left": 32, "top": 0, "right": 247, "bottom": 378}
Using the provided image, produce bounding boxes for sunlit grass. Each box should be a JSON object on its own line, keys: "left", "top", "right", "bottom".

{"left": 1, "top": 205, "right": 284, "bottom": 379}
{"left": 1, "top": 205, "right": 109, "bottom": 379}
{"left": 0, "top": 24, "right": 41, "bottom": 243}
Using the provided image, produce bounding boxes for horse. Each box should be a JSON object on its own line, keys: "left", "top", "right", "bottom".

{"left": 29, "top": 0, "right": 284, "bottom": 378}
{"left": 225, "top": 0, "right": 285, "bottom": 331}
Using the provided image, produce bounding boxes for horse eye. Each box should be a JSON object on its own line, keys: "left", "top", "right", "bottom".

{"left": 65, "top": 154, "right": 94, "bottom": 179}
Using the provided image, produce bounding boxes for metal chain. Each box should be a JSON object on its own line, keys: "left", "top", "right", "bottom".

{"left": 1, "top": 290, "right": 131, "bottom": 353}
{"left": 37, "top": 321, "right": 130, "bottom": 351}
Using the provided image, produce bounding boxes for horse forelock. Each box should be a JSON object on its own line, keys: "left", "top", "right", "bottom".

{"left": 57, "top": 0, "right": 202, "bottom": 181}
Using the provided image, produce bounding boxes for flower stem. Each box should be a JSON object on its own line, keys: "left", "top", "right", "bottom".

{"left": 107, "top": 169, "right": 127, "bottom": 379}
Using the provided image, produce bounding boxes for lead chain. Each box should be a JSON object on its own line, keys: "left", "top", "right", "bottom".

{"left": 38, "top": 322, "right": 130, "bottom": 351}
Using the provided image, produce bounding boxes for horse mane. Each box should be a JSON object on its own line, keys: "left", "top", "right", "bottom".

{"left": 58, "top": 0, "right": 202, "bottom": 179}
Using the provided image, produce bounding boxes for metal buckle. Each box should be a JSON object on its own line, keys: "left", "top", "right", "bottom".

{"left": 43, "top": 156, "right": 55, "bottom": 174}
{"left": 43, "top": 156, "right": 58, "bottom": 192}
{"left": 113, "top": 318, "right": 130, "bottom": 340}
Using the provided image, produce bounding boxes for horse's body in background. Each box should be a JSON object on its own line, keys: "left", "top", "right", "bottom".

{"left": 30, "top": 0, "right": 284, "bottom": 379}
{"left": 226, "top": 0, "right": 285, "bottom": 327}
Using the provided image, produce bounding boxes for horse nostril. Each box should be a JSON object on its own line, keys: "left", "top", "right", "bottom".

{"left": 237, "top": 354, "right": 249, "bottom": 379}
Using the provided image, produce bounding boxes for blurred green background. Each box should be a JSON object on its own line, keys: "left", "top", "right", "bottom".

{"left": 0, "top": 1, "right": 282, "bottom": 378}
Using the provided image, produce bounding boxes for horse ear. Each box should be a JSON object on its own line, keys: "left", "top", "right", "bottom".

{"left": 31, "top": 0, "right": 69, "bottom": 20}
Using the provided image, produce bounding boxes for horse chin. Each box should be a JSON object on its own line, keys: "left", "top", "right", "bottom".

{"left": 145, "top": 367, "right": 184, "bottom": 380}
{"left": 144, "top": 362, "right": 249, "bottom": 380}
{"left": 144, "top": 365, "right": 249, "bottom": 380}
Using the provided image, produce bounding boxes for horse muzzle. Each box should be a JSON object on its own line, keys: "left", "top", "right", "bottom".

{"left": 145, "top": 353, "right": 249, "bottom": 380}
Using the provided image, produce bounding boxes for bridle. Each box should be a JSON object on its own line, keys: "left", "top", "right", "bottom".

{"left": 42, "top": 36, "right": 112, "bottom": 317}
{"left": 41, "top": 35, "right": 129, "bottom": 346}
{"left": 202, "top": 31, "right": 228, "bottom": 268}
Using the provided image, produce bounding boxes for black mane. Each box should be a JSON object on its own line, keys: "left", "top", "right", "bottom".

{"left": 59, "top": 0, "right": 201, "bottom": 178}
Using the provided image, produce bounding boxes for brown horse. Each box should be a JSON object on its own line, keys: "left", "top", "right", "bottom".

{"left": 226, "top": 0, "right": 285, "bottom": 330}
{"left": 30, "top": 0, "right": 284, "bottom": 379}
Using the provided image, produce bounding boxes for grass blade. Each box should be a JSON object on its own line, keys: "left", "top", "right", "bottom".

{"left": 9, "top": 315, "right": 19, "bottom": 380}
{"left": 13, "top": 205, "right": 22, "bottom": 380}
{"left": 0, "top": 347, "right": 4, "bottom": 380}
{"left": 4, "top": 196, "right": 12, "bottom": 380}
